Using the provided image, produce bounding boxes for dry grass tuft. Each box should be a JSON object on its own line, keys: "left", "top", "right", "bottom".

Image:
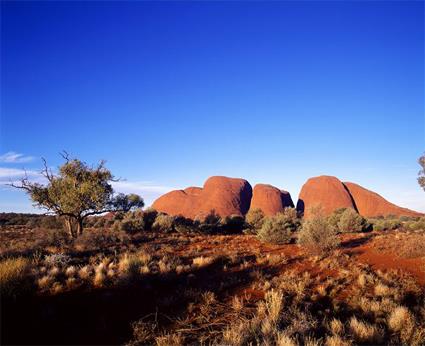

{"left": 374, "top": 283, "right": 392, "bottom": 297}
{"left": 155, "top": 333, "right": 184, "bottom": 346}
{"left": 192, "top": 256, "right": 214, "bottom": 267}
{"left": 93, "top": 263, "right": 106, "bottom": 287}
{"left": 276, "top": 332, "right": 298, "bottom": 346}
{"left": 119, "top": 253, "right": 143, "bottom": 280}
{"left": 348, "top": 316, "right": 383, "bottom": 344}
{"left": 264, "top": 289, "right": 284, "bottom": 323}
{"left": 231, "top": 295, "right": 244, "bottom": 312}
{"left": 325, "top": 335, "right": 352, "bottom": 346}
{"left": 329, "top": 318, "right": 344, "bottom": 336}
{"left": 0, "top": 257, "right": 30, "bottom": 298}
{"left": 65, "top": 265, "right": 76, "bottom": 277}
{"left": 387, "top": 306, "right": 415, "bottom": 343}
{"left": 222, "top": 321, "right": 249, "bottom": 346}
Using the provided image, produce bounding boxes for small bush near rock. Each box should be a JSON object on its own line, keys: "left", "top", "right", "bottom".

{"left": 142, "top": 208, "right": 158, "bottom": 231}
{"left": 120, "top": 210, "right": 145, "bottom": 234}
{"left": 152, "top": 214, "right": 174, "bottom": 232}
{"left": 173, "top": 216, "right": 197, "bottom": 234}
{"left": 257, "top": 208, "right": 300, "bottom": 245}
{"left": 245, "top": 208, "right": 265, "bottom": 234}
{"left": 221, "top": 215, "right": 245, "bottom": 233}
{"left": 337, "top": 208, "right": 369, "bottom": 233}
{"left": 372, "top": 219, "right": 401, "bottom": 232}
{"left": 298, "top": 207, "right": 340, "bottom": 254}
{"left": 327, "top": 208, "right": 348, "bottom": 229}
{"left": 404, "top": 217, "right": 425, "bottom": 231}
{"left": 197, "top": 211, "right": 222, "bottom": 234}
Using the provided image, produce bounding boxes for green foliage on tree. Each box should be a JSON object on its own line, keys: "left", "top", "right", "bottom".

{"left": 418, "top": 153, "right": 425, "bottom": 192}
{"left": 11, "top": 153, "right": 144, "bottom": 237}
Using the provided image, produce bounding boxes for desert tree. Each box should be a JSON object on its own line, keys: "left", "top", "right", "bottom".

{"left": 10, "top": 153, "right": 144, "bottom": 237}
{"left": 418, "top": 153, "right": 425, "bottom": 192}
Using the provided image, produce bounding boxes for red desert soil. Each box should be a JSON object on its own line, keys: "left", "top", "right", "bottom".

{"left": 250, "top": 183, "right": 294, "bottom": 216}
{"left": 343, "top": 182, "right": 423, "bottom": 218}
{"left": 152, "top": 176, "right": 252, "bottom": 219}
{"left": 340, "top": 232, "right": 425, "bottom": 286}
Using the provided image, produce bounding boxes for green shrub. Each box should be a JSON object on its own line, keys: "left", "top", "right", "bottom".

{"left": 120, "top": 210, "right": 145, "bottom": 234}
{"left": 0, "top": 257, "right": 32, "bottom": 299}
{"left": 372, "top": 219, "right": 401, "bottom": 232}
{"left": 221, "top": 215, "right": 245, "bottom": 233}
{"left": 336, "top": 208, "right": 368, "bottom": 233}
{"left": 197, "top": 211, "right": 222, "bottom": 234}
{"left": 399, "top": 215, "right": 419, "bottom": 222}
{"left": 327, "top": 208, "right": 348, "bottom": 229}
{"left": 142, "top": 208, "right": 158, "bottom": 231}
{"left": 73, "top": 228, "right": 129, "bottom": 251}
{"left": 257, "top": 208, "right": 300, "bottom": 245}
{"left": 121, "top": 219, "right": 144, "bottom": 234}
{"left": 404, "top": 217, "right": 425, "bottom": 231}
{"left": 245, "top": 208, "right": 265, "bottom": 230}
{"left": 152, "top": 214, "right": 174, "bottom": 232}
{"left": 173, "top": 216, "right": 197, "bottom": 234}
{"left": 298, "top": 208, "right": 340, "bottom": 254}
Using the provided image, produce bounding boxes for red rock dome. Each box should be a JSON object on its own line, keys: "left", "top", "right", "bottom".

{"left": 296, "top": 176, "right": 355, "bottom": 218}
{"left": 152, "top": 176, "right": 252, "bottom": 219}
{"left": 250, "top": 184, "right": 294, "bottom": 216}
{"left": 343, "top": 182, "right": 423, "bottom": 218}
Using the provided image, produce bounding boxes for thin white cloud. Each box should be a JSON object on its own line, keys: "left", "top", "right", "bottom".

{"left": 112, "top": 181, "right": 175, "bottom": 206}
{"left": 0, "top": 167, "right": 38, "bottom": 179}
{"left": 0, "top": 167, "right": 44, "bottom": 188}
{"left": 0, "top": 169, "right": 173, "bottom": 206}
{"left": 0, "top": 151, "right": 35, "bottom": 163}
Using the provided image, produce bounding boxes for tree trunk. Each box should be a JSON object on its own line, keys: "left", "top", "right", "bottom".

{"left": 63, "top": 216, "right": 79, "bottom": 238}
{"left": 76, "top": 217, "right": 84, "bottom": 236}
{"left": 64, "top": 217, "right": 75, "bottom": 238}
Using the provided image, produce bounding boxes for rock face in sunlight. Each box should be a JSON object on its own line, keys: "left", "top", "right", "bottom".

{"left": 153, "top": 175, "right": 423, "bottom": 220}
{"left": 296, "top": 175, "right": 356, "bottom": 218}
{"left": 343, "top": 182, "right": 423, "bottom": 218}
{"left": 250, "top": 184, "right": 294, "bottom": 216}
{"left": 152, "top": 176, "right": 252, "bottom": 219}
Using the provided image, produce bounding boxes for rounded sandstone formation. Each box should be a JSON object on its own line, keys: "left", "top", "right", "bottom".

{"left": 152, "top": 176, "right": 252, "bottom": 219}
{"left": 297, "top": 175, "right": 355, "bottom": 218}
{"left": 151, "top": 189, "right": 198, "bottom": 219}
{"left": 198, "top": 176, "right": 252, "bottom": 218}
{"left": 250, "top": 184, "right": 294, "bottom": 216}
{"left": 343, "top": 182, "right": 423, "bottom": 218}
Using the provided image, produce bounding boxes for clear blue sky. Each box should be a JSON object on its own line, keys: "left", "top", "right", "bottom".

{"left": 1, "top": 1, "right": 424, "bottom": 213}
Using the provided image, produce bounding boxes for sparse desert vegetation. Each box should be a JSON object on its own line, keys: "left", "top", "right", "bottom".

{"left": 1, "top": 210, "right": 425, "bottom": 345}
